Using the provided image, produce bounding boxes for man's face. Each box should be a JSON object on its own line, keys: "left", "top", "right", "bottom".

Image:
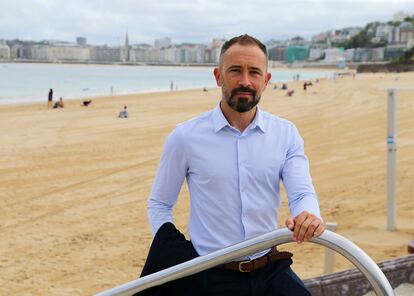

{"left": 214, "top": 44, "right": 271, "bottom": 113}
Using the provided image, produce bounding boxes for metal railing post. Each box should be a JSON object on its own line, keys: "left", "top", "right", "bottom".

{"left": 324, "top": 222, "right": 337, "bottom": 274}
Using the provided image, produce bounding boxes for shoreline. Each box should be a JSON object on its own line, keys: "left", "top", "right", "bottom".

{"left": 0, "top": 65, "right": 337, "bottom": 106}
{"left": 0, "top": 58, "right": 358, "bottom": 69}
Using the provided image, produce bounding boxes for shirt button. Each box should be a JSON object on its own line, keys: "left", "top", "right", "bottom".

{"left": 241, "top": 188, "right": 245, "bottom": 192}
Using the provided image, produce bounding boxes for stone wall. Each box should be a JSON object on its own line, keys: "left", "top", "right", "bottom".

{"left": 304, "top": 255, "right": 414, "bottom": 296}
{"left": 357, "top": 61, "right": 414, "bottom": 73}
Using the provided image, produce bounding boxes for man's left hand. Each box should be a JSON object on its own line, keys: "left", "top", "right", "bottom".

{"left": 285, "top": 211, "right": 325, "bottom": 243}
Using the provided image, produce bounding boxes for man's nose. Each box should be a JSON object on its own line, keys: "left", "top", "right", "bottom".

{"left": 239, "top": 71, "right": 252, "bottom": 87}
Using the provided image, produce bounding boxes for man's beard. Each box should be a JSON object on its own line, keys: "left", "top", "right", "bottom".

{"left": 224, "top": 86, "right": 261, "bottom": 113}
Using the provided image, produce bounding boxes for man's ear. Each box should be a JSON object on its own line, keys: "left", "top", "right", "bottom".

{"left": 265, "top": 72, "right": 272, "bottom": 86}
{"left": 213, "top": 68, "right": 223, "bottom": 87}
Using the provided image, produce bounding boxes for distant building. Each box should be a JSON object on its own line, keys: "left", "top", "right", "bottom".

{"left": 384, "top": 45, "right": 406, "bottom": 60}
{"left": 211, "top": 38, "right": 226, "bottom": 64}
{"left": 161, "top": 46, "right": 179, "bottom": 63}
{"left": 375, "top": 25, "right": 393, "bottom": 42}
{"left": 76, "top": 37, "right": 87, "bottom": 46}
{"left": 177, "top": 44, "right": 206, "bottom": 63}
{"left": 288, "top": 36, "right": 307, "bottom": 46}
{"left": 204, "top": 48, "right": 212, "bottom": 63}
{"left": 10, "top": 44, "right": 32, "bottom": 59}
{"left": 399, "top": 24, "right": 414, "bottom": 44}
{"left": 154, "top": 37, "right": 172, "bottom": 49}
{"left": 284, "top": 45, "right": 309, "bottom": 63}
{"left": 48, "top": 45, "right": 90, "bottom": 61}
{"left": 129, "top": 44, "right": 152, "bottom": 63}
{"left": 0, "top": 43, "right": 10, "bottom": 59}
{"left": 311, "top": 33, "right": 328, "bottom": 44}
{"left": 122, "top": 32, "right": 130, "bottom": 62}
{"left": 344, "top": 48, "right": 355, "bottom": 62}
{"left": 388, "top": 22, "right": 414, "bottom": 44}
{"left": 268, "top": 46, "right": 286, "bottom": 61}
{"left": 308, "top": 46, "right": 326, "bottom": 61}
{"left": 30, "top": 45, "right": 49, "bottom": 60}
{"left": 354, "top": 47, "right": 385, "bottom": 62}
{"left": 90, "top": 46, "right": 121, "bottom": 62}
{"left": 324, "top": 48, "right": 345, "bottom": 63}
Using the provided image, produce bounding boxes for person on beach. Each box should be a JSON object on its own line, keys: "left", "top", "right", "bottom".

{"left": 82, "top": 100, "right": 92, "bottom": 107}
{"left": 118, "top": 106, "right": 129, "bottom": 118}
{"left": 48, "top": 89, "right": 53, "bottom": 108}
{"left": 138, "top": 34, "right": 324, "bottom": 296}
{"left": 53, "top": 97, "right": 64, "bottom": 109}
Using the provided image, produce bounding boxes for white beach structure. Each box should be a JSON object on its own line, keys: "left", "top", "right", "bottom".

{"left": 324, "top": 48, "right": 344, "bottom": 64}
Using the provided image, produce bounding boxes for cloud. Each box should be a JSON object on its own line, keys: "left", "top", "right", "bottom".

{"left": 0, "top": 0, "right": 413, "bottom": 45}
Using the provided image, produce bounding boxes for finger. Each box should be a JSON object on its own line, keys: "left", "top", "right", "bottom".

{"left": 285, "top": 217, "right": 294, "bottom": 230}
{"left": 293, "top": 212, "right": 308, "bottom": 242}
{"left": 303, "top": 218, "right": 319, "bottom": 242}
{"left": 313, "top": 222, "right": 325, "bottom": 237}
{"left": 297, "top": 216, "right": 315, "bottom": 243}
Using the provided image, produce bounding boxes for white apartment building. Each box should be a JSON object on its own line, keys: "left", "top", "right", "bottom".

{"left": 211, "top": 38, "right": 226, "bottom": 64}
{"left": 375, "top": 25, "right": 393, "bottom": 41}
{"left": 129, "top": 45, "right": 152, "bottom": 63}
{"left": 31, "top": 45, "right": 48, "bottom": 60}
{"left": 0, "top": 44, "right": 10, "bottom": 59}
{"left": 48, "top": 46, "right": 90, "bottom": 61}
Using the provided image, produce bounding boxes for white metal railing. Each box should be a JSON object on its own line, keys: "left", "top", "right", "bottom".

{"left": 95, "top": 228, "right": 394, "bottom": 296}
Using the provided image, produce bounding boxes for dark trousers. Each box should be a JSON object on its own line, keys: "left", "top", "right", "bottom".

{"left": 135, "top": 223, "right": 310, "bottom": 296}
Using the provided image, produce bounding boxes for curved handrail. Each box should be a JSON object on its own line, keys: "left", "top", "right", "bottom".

{"left": 95, "top": 228, "right": 394, "bottom": 296}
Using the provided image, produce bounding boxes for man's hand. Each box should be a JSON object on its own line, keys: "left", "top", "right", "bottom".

{"left": 285, "top": 211, "right": 325, "bottom": 243}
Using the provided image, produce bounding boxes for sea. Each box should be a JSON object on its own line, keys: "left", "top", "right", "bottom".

{"left": 0, "top": 63, "right": 334, "bottom": 105}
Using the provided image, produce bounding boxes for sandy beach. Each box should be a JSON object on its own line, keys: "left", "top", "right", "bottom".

{"left": 1, "top": 72, "right": 413, "bottom": 295}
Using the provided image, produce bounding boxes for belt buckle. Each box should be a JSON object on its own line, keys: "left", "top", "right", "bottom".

{"left": 238, "top": 260, "right": 251, "bottom": 272}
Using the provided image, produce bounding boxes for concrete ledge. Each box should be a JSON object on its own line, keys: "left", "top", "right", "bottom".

{"left": 304, "top": 254, "right": 414, "bottom": 296}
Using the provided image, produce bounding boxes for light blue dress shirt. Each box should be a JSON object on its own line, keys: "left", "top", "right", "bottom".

{"left": 148, "top": 103, "right": 321, "bottom": 259}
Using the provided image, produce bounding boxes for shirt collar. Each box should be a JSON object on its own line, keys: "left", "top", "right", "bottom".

{"left": 212, "top": 102, "right": 266, "bottom": 133}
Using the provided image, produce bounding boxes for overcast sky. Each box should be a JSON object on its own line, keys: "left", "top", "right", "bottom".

{"left": 0, "top": 0, "right": 413, "bottom": 45}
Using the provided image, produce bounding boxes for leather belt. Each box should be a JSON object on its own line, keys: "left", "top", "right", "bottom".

{"left": 221, "top": 247, "right": 293, "bottom": 272}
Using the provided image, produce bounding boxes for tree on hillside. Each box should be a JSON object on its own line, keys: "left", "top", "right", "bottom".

{"left": 397, "top": 45, "right": 414, "bottom": 63}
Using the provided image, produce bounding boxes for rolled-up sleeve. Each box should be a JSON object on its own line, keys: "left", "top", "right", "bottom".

{"left": 148, "top": 125, "right": 188, "bottom": 235}
{"left": 281, "top": 124, "right": 321, "bottom": 219}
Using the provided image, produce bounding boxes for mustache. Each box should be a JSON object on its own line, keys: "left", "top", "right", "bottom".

{"left": 231, "top": 87, "right": 257, "bottom": 98}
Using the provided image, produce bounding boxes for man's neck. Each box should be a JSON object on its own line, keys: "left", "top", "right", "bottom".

{"left": 220, "top": 100, "right": 257, "bottom": 133}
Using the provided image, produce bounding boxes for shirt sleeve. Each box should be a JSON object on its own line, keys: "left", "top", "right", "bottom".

{"left": 281, "top": 124, "right": 321, "bottom": 219}
{"left": 147, "top": 125, "right": 188, "bottom": 235}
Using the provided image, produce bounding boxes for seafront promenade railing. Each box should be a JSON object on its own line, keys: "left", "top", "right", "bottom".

{"left": 95, "top": 228, "right": 394, "bottom": 296}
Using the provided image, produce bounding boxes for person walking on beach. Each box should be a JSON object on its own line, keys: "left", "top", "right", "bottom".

{"left": 48, "top": 89, "right": 53, "bottom": 108}
{"left": 138, "top": 34, "right": 324, "bottom": 296}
